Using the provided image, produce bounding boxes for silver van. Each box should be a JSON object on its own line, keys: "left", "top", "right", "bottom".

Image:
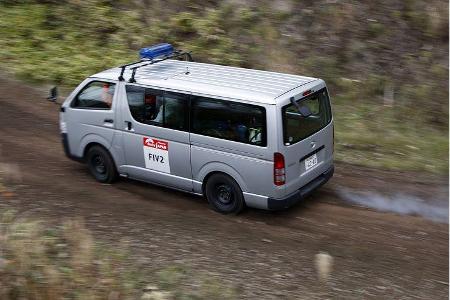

{"left": 60, "top": 44, "right": 334, "bottom": 214}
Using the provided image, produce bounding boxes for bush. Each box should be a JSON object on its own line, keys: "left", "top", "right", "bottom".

{"left": 0, "top": 212, "right": 145, "bottom": 299}
{"left": 0, "top": 211, "right": 238, "bottom": 299}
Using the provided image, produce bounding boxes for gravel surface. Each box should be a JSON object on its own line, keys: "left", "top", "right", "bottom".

{"left": 0, "top": 76, "right": 448, "bottom": 299}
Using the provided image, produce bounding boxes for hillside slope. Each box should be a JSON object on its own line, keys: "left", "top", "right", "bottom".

{"left": 0, "top": 0, "right": 448, "bottom": 172}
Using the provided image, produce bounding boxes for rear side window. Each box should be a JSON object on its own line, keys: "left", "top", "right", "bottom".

{"left": 125, "top": 85, "right": 188, "bottom": 131}
{"left": 72, "top": 81, "right": 116, "bottom": 109}
{"left": 191, "top": 97, "right": 266, "bottom": 146}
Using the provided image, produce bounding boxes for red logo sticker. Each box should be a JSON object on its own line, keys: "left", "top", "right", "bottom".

{"left": 143, "top": 137, "right": 168, "bottom": 151}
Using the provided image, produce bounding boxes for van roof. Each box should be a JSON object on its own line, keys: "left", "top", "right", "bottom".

{"left": 91, "top": 60, "right": 318, "bottom": 104}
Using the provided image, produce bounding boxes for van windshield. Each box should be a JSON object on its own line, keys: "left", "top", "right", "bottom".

{"left": 282, "top": 88, "right": 332, "bottom": 145}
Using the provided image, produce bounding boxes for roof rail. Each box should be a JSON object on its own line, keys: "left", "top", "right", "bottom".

{"left": 117, "top": 50, "right": 193, "bottom": 82}
{"left": 117, "top": 60, "right": 146, "bottom": 82}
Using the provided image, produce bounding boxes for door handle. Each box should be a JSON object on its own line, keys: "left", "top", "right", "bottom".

{"left": 125, "top": 121, "right": 133, "bottom": 130}
{"left": 104, "top": 118, "right": 114, "bottom": 123}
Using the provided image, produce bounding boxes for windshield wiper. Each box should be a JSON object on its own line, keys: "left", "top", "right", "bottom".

{"left": 290, "top": 96, "right": 312, "bottom": 117}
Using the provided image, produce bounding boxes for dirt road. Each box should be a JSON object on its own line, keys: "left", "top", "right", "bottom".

{"left": 0, "top": 76, "right": 448, "bottom": 299}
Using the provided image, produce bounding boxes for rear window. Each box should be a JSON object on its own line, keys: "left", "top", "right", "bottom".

{"left": 191, "top": 97, "right": 267, "bottom": 146}
{"left": 282, "top": 88, "right": 332, "bottom": 145}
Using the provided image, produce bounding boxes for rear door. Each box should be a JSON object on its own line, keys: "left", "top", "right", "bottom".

{"left": 280, "top": 86, "right": 333, "bottom": 196}
{"left": 64, "top": 80, "right": 118, "bottom": 157}
{"left": 120, "top": 84, "right": 192, "bottom": 191}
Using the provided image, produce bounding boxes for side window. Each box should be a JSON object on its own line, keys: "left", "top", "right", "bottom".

{"left": 191, "top": 97, "right": 266, "bottom": 146}
{"left": 125, "top": 85, "right": 164, "bottom": 125}
{"left": 125, "top": 85, "right": 188, "bottom": 131}
{"left": 162, "top": 92, "right": 189, "bottom": 131}
{"left": 72, "top": 81, "right": 116, "bottom": 109}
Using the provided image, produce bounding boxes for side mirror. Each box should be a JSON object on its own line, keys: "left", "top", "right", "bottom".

{"left": 47, "top": 86, "right": 58, "bottom": 102}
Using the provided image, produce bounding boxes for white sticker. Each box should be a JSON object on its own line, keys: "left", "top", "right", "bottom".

{"left": 143, "top": 137, "right": 170, "bottom": 173}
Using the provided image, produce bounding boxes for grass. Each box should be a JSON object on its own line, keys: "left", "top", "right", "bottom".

{"left": 0, "top": 1, "right": 447, "bottom": 174}
{"left": 334, "top": 101, "right": 449, "bottom": 173}
{"left": 332, "top": 74, "right": 448, "bottom": 173}
{"left": 0, "top": 212, "right": 143, "bottom": 299}
{"left": 0, "top": 210, "right": 237, "bottom": 300}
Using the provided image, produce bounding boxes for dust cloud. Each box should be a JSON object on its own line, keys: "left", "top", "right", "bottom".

{"left": 338, "top": 188, "right": 449, "bottom": 223}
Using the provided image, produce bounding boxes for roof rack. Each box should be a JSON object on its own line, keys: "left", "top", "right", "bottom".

{"left": 117, "top": 49, "right": 193, "bottom": 83}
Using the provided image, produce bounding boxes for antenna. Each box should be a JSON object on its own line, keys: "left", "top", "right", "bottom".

{"left": 184, "top": 51, "right": 192, "bottom": 75}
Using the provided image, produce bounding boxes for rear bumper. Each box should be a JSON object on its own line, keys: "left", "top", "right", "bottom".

{"left": 267, "top": 165, "right": 334, "bottom": 210}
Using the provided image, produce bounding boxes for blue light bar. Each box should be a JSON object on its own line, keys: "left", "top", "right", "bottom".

{"left": 139, "top": 43, "right": 174, "bottom": 60}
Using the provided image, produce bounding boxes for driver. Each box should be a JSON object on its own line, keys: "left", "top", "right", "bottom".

{"left": 101, "top": 83, "right": 114, "bottom": 108}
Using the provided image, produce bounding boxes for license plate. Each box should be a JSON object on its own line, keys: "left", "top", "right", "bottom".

{"left": 305, "top": 154, "right": 318, "bottom": 171}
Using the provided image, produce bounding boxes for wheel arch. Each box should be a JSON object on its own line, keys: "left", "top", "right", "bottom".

{"left": 83, "top": 142, "right": 109, "bottom": 158}
{"left": 78, "top": 134, "right": 111, "bottom": 158}
{"left": 197, "top": 162, "right": 248, "bottom": 195}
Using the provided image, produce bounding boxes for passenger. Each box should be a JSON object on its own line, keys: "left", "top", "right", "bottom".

{"left": 101, "top": 83, "right": 114, "bottom": 108}
{"left": 235, "top": 124, "right": 248, "bottom": 142}
{"left": 144, "top": 94, "right": 157, "bottom": 120}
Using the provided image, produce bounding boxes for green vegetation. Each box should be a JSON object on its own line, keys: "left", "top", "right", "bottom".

{"left": 334, "top": 99, "right": 449, "bottom": 173}
{"left": 0, "top": 211, "right": 236, "bottom": 299}
{"left": 0, "top": 0, "right": 448, "bottom": 173}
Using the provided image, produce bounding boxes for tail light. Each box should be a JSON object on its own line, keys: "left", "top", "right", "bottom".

{"left": 274, "top": 152, "right": 286, "bottom": 186}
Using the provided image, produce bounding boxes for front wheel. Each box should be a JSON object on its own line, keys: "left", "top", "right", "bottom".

{"left": 205, "top": 173, "right": 245, "bottom": 214}
{"left": 86, "top": 146, "right": 118, "bottom": 183}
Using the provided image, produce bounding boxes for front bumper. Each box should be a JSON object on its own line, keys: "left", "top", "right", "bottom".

{"left": 61, "top": 133, "right": 83, "bottom": 162}
{"left": 267, "top": 165, "right": 334, "bottom": 210}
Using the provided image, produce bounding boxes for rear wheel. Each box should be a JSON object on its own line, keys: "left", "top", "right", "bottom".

{"left": 205, "top": 173, "right": 245, "bottom": 214}
{"left": 86, "top": 146, "right": 118, "bottom": 183}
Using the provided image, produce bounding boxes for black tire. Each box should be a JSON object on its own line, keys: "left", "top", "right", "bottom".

{"left": 86, "top": 146, "right": 118, "bottom": 183}
{"left": 205, "top": 173, "right": 245, "bottom": 214}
